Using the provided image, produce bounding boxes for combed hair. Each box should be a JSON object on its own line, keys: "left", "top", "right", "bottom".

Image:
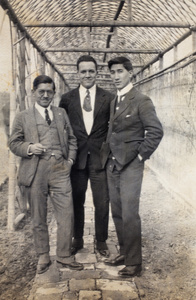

{"left": 108, "top": 56, "right": 133, "bottom": 71}
{"left": 33, "top": 75, "right": 56, "bottom": 91}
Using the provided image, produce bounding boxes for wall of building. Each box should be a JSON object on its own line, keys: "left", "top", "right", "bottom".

{"left": 137, "top": 60, "right": 196, "bottom": 210}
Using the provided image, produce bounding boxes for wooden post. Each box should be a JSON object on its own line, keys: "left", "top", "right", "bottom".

{"left": 7, "top": 24, "right": 17, "bottom": 231}
{"left": 127, "top": 0, "right": 132, "bottom": 21}
{"left": 49, "top": 64, "right": 55, "bottom": 80}
{"left": 192, "top": 30, "right": 196, "bottom": 75}
{"left": 37, "top": 52, "right": 45, "bottom": 75}
{"left": 25, "top": 38, "right": 32, "bottom": 107}
{"left": 174, "top": 45, "right": 178, "bottom": 63}
{"left": 17, "top": 30, "right": 26, "bottom": 111}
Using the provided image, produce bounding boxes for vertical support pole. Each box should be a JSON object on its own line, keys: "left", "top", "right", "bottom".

{"left": 173, "top": 45, "right": 178, "bottom": 63}
{"left": 49, "top": 64, "right": 55, "bottom": 80}
{"left": 7, "top": 23, "right": 17, "bottom": 231}
{"left": 25, "top": 39, "right": 32, "bottom": 107}
{"left": 192, "top": 30, "right": 196, "bottom": 74}
{"left": 87, "top": 0, "right": 92, "bottom": 21}
{"left": 159, "top": 55, "right": 163, "bottom": 70}
{"left": 192, "top": 29, "right": 196, "bottom": 51}
{"left": 127, "top": 0, "right": 132, "bottom": 21}
{"left": 18, "top": 31, "right": 26, "bottom": 111}
{"left": 37, "top": 52, "right": 45, "bottom": 75}
{"left": 87, "top": 0, "right": 92, "bottom": 50}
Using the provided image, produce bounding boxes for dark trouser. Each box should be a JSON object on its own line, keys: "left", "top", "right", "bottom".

{"left": 71, "top": 155, "right": 109, "bottom": 243}
{"left": 106, "top": 156, "right": 144, "bottom": 266}
{"left": 30, "top": 157, "right": 74, "bottom": 260}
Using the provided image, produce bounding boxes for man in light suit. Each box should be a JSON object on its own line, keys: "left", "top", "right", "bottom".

{"left": 102, "top": 57, "right": 163, "bottom": 277}
{"left": 59, "top": 55, "right": 114, "bottom": 256}
{"left": 9, "top": 75, "right": 83, "bottom": 274}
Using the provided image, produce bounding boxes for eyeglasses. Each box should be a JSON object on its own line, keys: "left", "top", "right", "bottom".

{"left": 38, "top": 90, "right": 54, "bottom": 97}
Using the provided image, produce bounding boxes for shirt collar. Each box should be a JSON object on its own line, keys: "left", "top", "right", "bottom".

{"left": 79, "top": 84, "right": 96, "bottom": 94}
{"left": 117, "top": 82, "right": 133, "bottom": 96}
{"left": 35, "top": 102, "right": 52, "bottom": 113}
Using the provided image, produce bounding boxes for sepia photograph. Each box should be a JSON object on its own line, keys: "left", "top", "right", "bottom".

{"left": 0, "top": 0, "right": 195, "bottom": 299}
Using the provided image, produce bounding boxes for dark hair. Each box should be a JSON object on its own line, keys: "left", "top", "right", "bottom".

{"left": 33, "top": 75, "right": 56, "bottom": 91}
{"left": 77, "top": 55, "right": 98, "bottom": 70}
{"left": 108, "top": 56, "right": 133, "bottom": 71}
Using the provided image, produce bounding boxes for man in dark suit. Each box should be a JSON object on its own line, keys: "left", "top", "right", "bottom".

{"left": 9, "top": 75, "right": 83, "bottom": 274}
{"left": 102, "top": 57, "right": 164, "bottom": 276}
{"left": 59, "top": 55, "right": 113, "bottom": 256}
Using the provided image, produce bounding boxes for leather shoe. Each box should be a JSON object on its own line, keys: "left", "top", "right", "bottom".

{"left": 118, "top": 264, "right": 142, "bottom": 277}
{"left": 71, "top": 245, "right": 83, "bottom": 255}
{"left": 37, "top": 260, "right": 51, "bottom": 274}
{"left": 97, "top": 249, "right": 110, "bottom": 257}
{"left": 96, "top": 241, "right": 110, "bottom": 257}
{"left": 57, "top": 261, "right": 84, "bottom": 271}
{"left": 104, "top": 254, "right": 125, "bottom": 266}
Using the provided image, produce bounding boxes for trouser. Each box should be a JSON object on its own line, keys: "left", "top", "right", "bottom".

{"left": 29, "top": 156, "right": 74, "bottom": 259}
{"left": 106, "top": 156, "right": 144, "bottom": 266}
{"left": 71, "top": 155, "right": 109, "bottom": 242}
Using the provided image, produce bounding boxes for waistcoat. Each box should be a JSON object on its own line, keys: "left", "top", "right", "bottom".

{"left": 35, "top": 109, "right": 63, "bottom": 160}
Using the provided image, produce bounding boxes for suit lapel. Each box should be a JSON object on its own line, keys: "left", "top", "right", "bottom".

{"left": 112, "top": 87, "right": 137, "bottom": 120}
{"left": 72, "top": 88, "right": 87, "bottom": 134}
{"left": 93, "top": 86, "right": 106, "bottom": 120}
{"left": 72, "top": 88, "right": 84, "bottom": 118}
{"left": 28, "top": 106, "right": 39, "bottom": 142}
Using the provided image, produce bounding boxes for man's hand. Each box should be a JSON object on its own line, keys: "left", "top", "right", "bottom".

{"left": 29, "top": 143, "right": 46, "bottom": 155}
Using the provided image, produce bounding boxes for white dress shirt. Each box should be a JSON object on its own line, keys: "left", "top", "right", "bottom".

{"left": 79, "top": 84, "right": 96, "bottom": 135}
{"left": 35, "top": 102, "right": 53, "bottom": 121}
{"left": 117, "top": 82, "right": 133, "bottom": 101}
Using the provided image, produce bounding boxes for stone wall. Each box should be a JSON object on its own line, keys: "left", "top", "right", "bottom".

{"left": 137, "top": 61, "right": 196, "bottom": 210}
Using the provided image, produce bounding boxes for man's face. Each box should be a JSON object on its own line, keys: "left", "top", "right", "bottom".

{"left": 110, "top": 64, "right": 132, "bottom": 90}
{"left": 34, "top": 83, "right": 55, "bottom": 108}
{"left": 78, "top": 61, "right": 97, "bottom": 89}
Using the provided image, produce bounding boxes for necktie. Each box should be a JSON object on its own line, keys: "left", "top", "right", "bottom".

{"left": 83, "top": 89, "right": 92, "bottom": 112}
{"left": 45, "top": 108, "right": 51, "bottom": 125}
{"left": 115, "top": 95, "right": 124, "bottom": 112}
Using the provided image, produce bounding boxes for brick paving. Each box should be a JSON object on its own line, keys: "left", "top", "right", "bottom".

{"left": 28, "top": 185, "right": 142, "bottom": 300}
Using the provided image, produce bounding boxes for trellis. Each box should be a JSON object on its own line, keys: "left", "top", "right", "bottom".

{"left": 1, "top": 2, "right": 69, "bottom": 230}
{"left": 1, "top": 0, "right": 196, "bottom": 230}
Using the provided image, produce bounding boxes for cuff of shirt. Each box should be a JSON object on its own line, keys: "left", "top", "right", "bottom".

{"left": 27, "top": 144, "right": 33, "bottom": 156}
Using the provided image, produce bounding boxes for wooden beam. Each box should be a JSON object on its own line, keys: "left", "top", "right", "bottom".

{"left": 56, "top": 63, "right": 143, "bottom": 67}
{"left": 45, "top": 48, "right": 159, "bottom": 54}
{"left": 24, "top": 20, "right": 191, "bottom": 28}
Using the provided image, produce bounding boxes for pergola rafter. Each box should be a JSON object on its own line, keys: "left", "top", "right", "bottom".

{"left": 24, "top": 20, "right": 192, "bottom": 28}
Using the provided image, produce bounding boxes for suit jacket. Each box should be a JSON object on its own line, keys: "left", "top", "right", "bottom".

{"left": 59, "top": 86, "right": 113, "bottom": 170}
{"left": 9, "top": 105, "right": 77, "bottom": 187}
{"left": 101, "top": 87, "right": 164, "bottom": 169}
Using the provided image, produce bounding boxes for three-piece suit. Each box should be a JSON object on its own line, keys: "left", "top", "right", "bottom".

{"left": 59, "top": 86, "right": 113, "bottom": 244}
{"left": 101, "top": 87, "right": 163, "bottom": 266}
{"left": 9, "top": 105, "right": 77, "bottom": 261}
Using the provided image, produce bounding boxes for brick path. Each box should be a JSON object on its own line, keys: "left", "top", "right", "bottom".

{"left": 28, "top": 185, "right": 142, "bottom": 300}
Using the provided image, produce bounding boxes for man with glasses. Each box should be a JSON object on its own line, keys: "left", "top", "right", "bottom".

{"left": 9, "top": 75, "right": 83, "bottom": 274}
{"left": 59, "top": 55, "right": 113, "bottom": 257}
